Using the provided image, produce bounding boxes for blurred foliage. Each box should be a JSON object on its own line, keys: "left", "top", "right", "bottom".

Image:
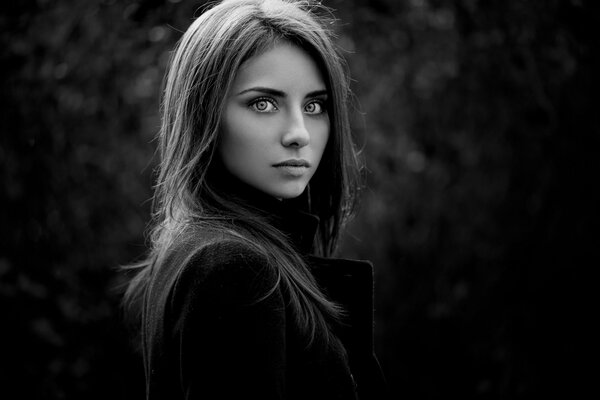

{"left": 1, "top": 0, "right": 598, "bottom": 399}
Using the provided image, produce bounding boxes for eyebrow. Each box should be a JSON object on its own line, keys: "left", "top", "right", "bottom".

{"left": 236, "top": 87, "right": 328, "bottom": 98}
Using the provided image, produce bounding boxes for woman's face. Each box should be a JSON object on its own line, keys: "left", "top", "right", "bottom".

{"left": 219, "top": 42, "right": 330, "bottom": 199}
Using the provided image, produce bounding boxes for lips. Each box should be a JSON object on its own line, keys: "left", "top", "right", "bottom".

{"left": 273, "top": 159, "right": 311, "bottom": 168}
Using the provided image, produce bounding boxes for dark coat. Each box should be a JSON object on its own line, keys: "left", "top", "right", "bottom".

{"left": 141, "top": 181, "right": 386, "bottom": 400}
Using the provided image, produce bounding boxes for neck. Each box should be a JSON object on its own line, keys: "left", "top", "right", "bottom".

{"left": 205, "top": 163, "right": 319, "bottom": 254}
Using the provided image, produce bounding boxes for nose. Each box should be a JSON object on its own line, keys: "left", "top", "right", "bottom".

{"left": 281, "top": 110, "right": 309, "bottom": 148}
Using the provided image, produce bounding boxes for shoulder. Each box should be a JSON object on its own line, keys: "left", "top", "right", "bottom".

{"left": 174, "top": 230, "right": 274, "bottom": 280}
{"left": 164, "top": 233, "right": 280, "bottom": 310}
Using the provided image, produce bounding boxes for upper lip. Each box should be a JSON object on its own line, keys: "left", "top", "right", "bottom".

{"left": 273, "top": 159, "right": 311, "bottom": 167}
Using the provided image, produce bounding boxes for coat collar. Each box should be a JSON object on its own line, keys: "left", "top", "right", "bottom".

{"left": 207, "top": 164, "right": 319, "bottom": 253}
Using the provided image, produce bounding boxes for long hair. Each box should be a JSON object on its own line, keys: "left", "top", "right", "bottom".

{"left": 124, "top": 0, "right": 361, "bottom": 348}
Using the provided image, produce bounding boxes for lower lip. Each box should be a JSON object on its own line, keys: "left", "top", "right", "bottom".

{"left": 274, "top": 165, "right": 308, "bottom": 177}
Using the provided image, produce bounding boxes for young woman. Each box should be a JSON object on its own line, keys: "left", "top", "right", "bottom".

{"left": 123, "top": 0, "right": 386, "bottom": 398}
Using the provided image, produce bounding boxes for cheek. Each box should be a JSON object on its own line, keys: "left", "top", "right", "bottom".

{"left": 322, "top": 126, "right": 331, "bottom": 152}
{"left": 219, "top": 108, "right": 269, "bottom": 171}
{"left": 220, "top": 107, "right": 249, "bottom": 152}
{"left": 312, "top": 119, "right": 330, "bottom": 157}
{"left": 219, "top": 109, "right": 245, "bottom": 165}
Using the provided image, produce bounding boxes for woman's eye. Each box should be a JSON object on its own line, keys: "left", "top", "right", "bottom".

{"left": 304, "top": 100, "right": 325, "bottom": 115}
{"left": 250, "top": 98, "right": 278, "bottom": 113}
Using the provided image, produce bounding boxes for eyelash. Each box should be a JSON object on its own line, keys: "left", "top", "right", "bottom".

{"left": 305, "top": 99, "right": 326, "bottom": 115}
{"left": 248, "top": 97, "right": 278, "bottom": 113}
{"left": 248, "top": 97, "right": 328, "bottom": 114}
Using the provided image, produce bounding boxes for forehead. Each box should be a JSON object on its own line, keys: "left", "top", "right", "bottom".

{"left": 230, "top": 42, "right": 326, "bottom": 94}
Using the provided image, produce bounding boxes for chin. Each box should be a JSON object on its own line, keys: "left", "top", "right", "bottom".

{"left": 267, "top": 182, "right": 308, "bottom": 200}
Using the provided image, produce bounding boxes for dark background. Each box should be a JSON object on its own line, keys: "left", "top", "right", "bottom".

{"left": 1, "top": 0, "right": 597, "bottom": 398}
